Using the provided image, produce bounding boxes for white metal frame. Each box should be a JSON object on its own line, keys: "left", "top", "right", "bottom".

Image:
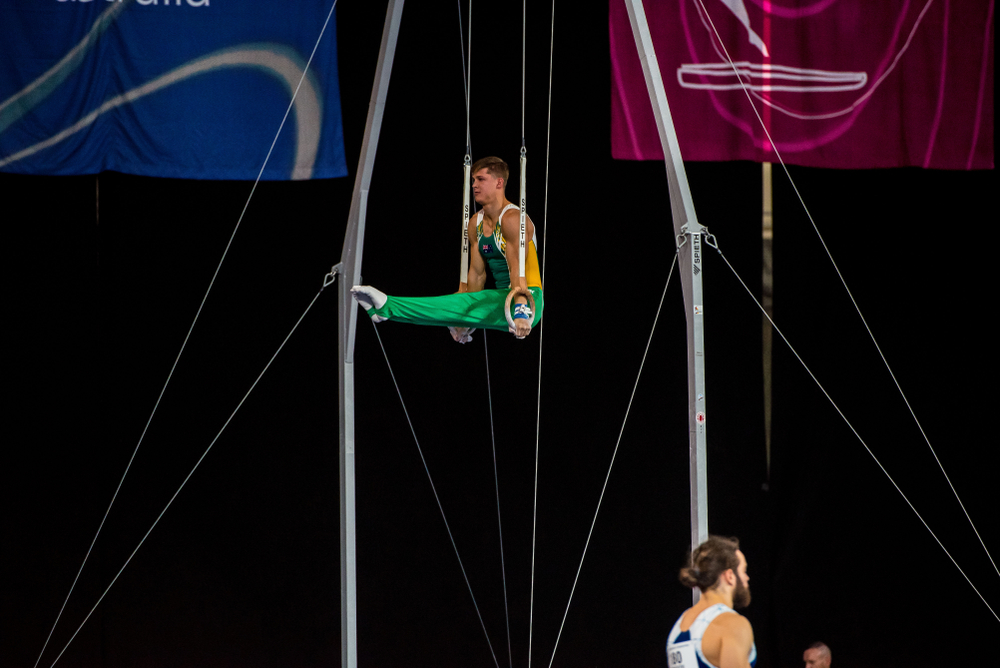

{"left": 623, "top": 0, "right": 709, "bottom": 602}
{"left": 337, "top": 2, "right": 406, "bottom": 666}
{"left": 339, "top": 2, "right": 714, "bottom": 655}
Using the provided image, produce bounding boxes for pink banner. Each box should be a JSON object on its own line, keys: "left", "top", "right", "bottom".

{"left": 611, "top": 0, "right": 994, "bottom": 169}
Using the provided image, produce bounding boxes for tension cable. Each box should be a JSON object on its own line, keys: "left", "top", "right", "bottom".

{"left": 694, "top": 0, "right": 998, "bottom": 580}
{"left": 529, "top": 0, "right": 557, "bottom": 664}
{"left": 708, "top": 239, "right": 998, "bottom": 624}
{"left": 545, "top": 254, "right": 679, "bottom": 667}
{"left": 32, "top": 3, "right": 343, "bottom": 667}
{"left": 45, "top": 270, "right": 338, "bottom": 668}
{"left": 368, "top": 321, "right": 503, "bottom": 668}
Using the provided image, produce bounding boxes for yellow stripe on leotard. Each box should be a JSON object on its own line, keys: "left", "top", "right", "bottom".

{"left": 524, "top": 239, "right": 542, "bottom": 288}
{"left": 477, "top": 206, "right": 543, "bottom": 289}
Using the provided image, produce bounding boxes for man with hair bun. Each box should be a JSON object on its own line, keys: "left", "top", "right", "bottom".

{"left": 666, "top": 536, "right": 756, "bottom": 668}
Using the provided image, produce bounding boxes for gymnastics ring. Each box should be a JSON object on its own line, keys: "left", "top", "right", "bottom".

{"left": 504, "top": 286, "right": 536, "bottom": 335}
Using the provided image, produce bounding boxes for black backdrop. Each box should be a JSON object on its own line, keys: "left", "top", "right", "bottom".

{"left": 3, "top": 2, "right": 997, "bottom": 668}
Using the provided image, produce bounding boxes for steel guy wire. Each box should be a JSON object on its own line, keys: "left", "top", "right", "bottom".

{"left": 546, "top": 253, "right": 679, "bottom": 668}
{"left": 46, "top": 275, "right": 336, "bottom": 668}
{"left": 32, "top": 3, "right": 342, "bottom": 667}
{"left": 529, "top": 0, "right": 556, "bottom": 665}
{"left": 368, "top": 320, "right": 502, "bottom": 668}
{"left": 711, "top": 244, "right": 998, "bottom": 624}
{"left": 693, "top": 0, "right": 998, "bottom": 580}
{"left": 483, "top": 332, "right": 515, "bottom": 668}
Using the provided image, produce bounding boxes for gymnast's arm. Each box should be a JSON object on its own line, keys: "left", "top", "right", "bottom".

{"left": 500, "top": 210, "right": 534, "bottom": 300}
{"left": 459, "top": 216, "right": 487, "bottom": 294}
{"left": 501, "top": 211, "right": 534, "bottom": 338}
{"left": 449, "top": 218, "right": 486, "bottom": 343}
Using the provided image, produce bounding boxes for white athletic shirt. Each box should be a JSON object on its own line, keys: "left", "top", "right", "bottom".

{"left": 475, "top": 204, "right": 539, "bottom": 252}
{"left": 665, "top": 603, "right": 757, "bottom": 668}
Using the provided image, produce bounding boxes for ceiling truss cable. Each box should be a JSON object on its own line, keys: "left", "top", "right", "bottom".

{"left": 44, "top": 271, "right": 340, "bottom": 668}
{"left": 528, "top": 0, "right": 556, "bottom": 666}
{"left": 544, "top": 254, "right": 680, "bottom": 668}
{"left": 708, "top": 241, "right": 999, "bottom": 624}
{"left": 457, "top": 4, "right": 513, "bottom": 665}
{"left": 457, "top": 0, "right": 472, "bottom": 149}
{"left": 517, "top": 0, "right": 528, "bottom": 288}
{"left": 368, "top": 321, "right": 502, "bottom": 668}
{"left": 521, "top": 0, "right": 527, "bottom": 145}
{"left": 31, "top": 3, "right": 343, "bottom": 667}
{"left": 458, "top": 0, "right": 472, "bottom": 284}
{"left": 692, "top": 0, "right": 998, "bottom": 580}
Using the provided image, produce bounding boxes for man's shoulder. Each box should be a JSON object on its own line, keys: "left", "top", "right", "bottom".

{"left": 712, "top": 610, "right": 753, "bottom": 638}
{"left": 498, "top": 204, "right": 531, "bottom": 234}
{"left": 679, "top": 603, "right": 747, "bottom": 631}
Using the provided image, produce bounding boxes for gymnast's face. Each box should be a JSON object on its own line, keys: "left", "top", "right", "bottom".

{"left": 472, "top": 168, "right": 503, "bottom": 205}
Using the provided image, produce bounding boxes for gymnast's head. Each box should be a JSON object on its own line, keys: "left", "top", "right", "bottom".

{"left": 678, "top": 535, "right": 751, "bottom": 608}
{"left": 471, "top": 156, "right": 509, "bottom": 204}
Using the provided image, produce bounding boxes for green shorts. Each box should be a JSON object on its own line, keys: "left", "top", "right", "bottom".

{"left": 365, "top": 287, "right": 544, "bottom": 332}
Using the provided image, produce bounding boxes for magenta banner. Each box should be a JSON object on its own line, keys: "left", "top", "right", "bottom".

{"left": 610, "top": 0, "right": 994, "bottom": 169}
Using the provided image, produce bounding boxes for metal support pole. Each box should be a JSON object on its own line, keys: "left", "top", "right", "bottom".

{"left": 623, "top": 0, "right": 709, "bottom": 604}
{"left": 338, "top": 2, "right": 405, "bottom": 666}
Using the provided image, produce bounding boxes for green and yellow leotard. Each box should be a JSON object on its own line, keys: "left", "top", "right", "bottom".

{"left": 476, "top": 204, "right": 542, "bottom": 289}
{"left": 358, "top": 205, "right": 544, "bottom": 332}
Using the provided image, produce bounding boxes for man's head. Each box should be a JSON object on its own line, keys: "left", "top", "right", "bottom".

{"left": 678, "top": 536, "right": 751, "bottom": 608}
{"left": 803, "top": 642, "right": 831, "bottom": 668}
{"left": 471, "top": 156, "right": 508, "bottom": 205}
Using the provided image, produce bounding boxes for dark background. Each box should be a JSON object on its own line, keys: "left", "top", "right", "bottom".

{"left": 3, "top": 2, "right": 996, "bottom": 668}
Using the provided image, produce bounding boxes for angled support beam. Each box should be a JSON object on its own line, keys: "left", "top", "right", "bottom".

{"left": 623, "top": 0, "right": 709, "bottom": 603}
{"left": 338, "top": 1, "right": 405, "bottom": 666}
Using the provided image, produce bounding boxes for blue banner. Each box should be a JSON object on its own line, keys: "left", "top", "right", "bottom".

{"left": 0, "top": 0, "right": 347, "bottom": 180}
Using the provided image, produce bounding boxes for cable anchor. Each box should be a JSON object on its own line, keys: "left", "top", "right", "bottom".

{"left": 324, "top": 263, "right": 342, "bottom": 288}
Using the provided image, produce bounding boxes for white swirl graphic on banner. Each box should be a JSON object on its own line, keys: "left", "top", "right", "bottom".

{"left": 1, "top": 46, "right": 321, "bottom": 178}
{"left": 678, "top": 61, "right": 867, "bottom": 93}
{"left": 0, "top": 1, "right": 132, "bottom": 134}
{"left": 1, "top": 0, "right": 322, "bottom": 179}
{"left": 679, "top": 0, "right": 868, "bottom": 97}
